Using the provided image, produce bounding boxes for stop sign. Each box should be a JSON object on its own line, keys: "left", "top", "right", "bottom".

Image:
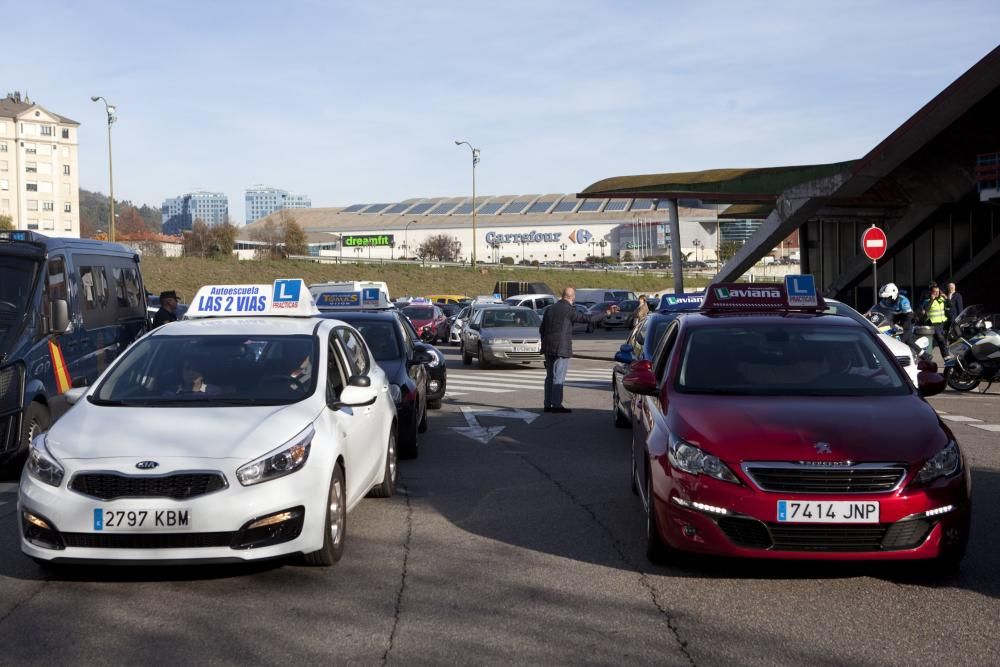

{"left": 861, "top": 226, "right": 888, "bottom": 261}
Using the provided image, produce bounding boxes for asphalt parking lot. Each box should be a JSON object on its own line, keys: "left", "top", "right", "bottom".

{"left": 0, "top": 329, "right": 997, "bottom": 666}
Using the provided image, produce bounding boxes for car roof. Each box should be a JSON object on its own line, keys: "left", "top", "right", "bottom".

{"left": 316, "top": 310, "right": 401, "bottom": 321}
{"left": 506, "top": 293, "right": 555, "bottom": 299}
{"left": 152, "top": 317, "right": 326, "bottom": 337}
{"left": 681, "top": 311, "right": 865, "bottom": 329}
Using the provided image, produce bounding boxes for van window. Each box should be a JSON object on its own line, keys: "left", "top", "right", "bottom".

{"left": 80, "top": 266, "right": 109, "bottom": 311}
{"left": 113, "top": 266, "right": 143, "bottom": 312}
{"left": 48, "top": 256, "right": 67, "bottom": 302}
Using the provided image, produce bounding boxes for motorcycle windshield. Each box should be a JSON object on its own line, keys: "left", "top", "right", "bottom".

{"left": 0, "top": 256, "right": 40, "bottom": 358}
{"left": 955, "top": 305, "right": 986, "bottom": 322}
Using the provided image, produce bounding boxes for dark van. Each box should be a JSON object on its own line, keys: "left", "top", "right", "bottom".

{"left": 0, "top": 231, "right": 149, "bottom": 466}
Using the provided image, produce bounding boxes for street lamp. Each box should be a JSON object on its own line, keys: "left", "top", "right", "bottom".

{"left": 91, "top": 96, "right": 117, "bottom": 241}
{"left": 692, "top": 238, "right": 702, "bottom": 262}
{"left": 599, "top": 239, "right": 607, "bottom": 258}
{"left": 560, "top": 242, "right": 567, "bottom": 263}
{"left": 390, "top": 241, "right": 396, "bottom": 260}
{"left": 454, "top": 140, "right": 480, "bottom": 269}
{"left": 403, "top": 219, "right": 419, "bottom": 259}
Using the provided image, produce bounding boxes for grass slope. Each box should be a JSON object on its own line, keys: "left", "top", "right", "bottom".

{"left": 140, "top": 257, "right": 708, "bottom": 300}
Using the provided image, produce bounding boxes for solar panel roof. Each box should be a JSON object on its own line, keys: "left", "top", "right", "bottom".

{"left": 407, "top": 202, "right": 434, "bottom": 214}
{"left": 503, "top": 201, "right": 530, "bottom": 214}
{"left": 631, "top": 199, "right": 655, "bottom": 210}
{"left": 342, "top": 204, "right": 366, "bottom": 213}
{"left": 429, "top": 202, "right": 458, "bottom": 214}
{"left": 478, "top": 202, "right": 504, "bottom": 214}
{"left": 603, "top": 199, "right": 630, "bottom": 211}
{"left": 362, "top": 204, "right": 390, "bottom": 213}
{"left": 552, "top": 200, "right": 578, "bottom": 213}
{"left": 384, "top": 203, "right": 411, "bottom": 214}
{"left": 527, "top": 201, "right": 554, "bottom": 213}
{"left": 578, "top": 199, "right": 604, "bottom": 212}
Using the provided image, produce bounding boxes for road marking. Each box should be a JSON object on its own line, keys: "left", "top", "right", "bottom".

{"left": 450, "top": 406, "right": 538, "bottom": 444}
{"left": 0, "top": 482, "right": 18, "bottom": 494}
{"left": 971, "top": 424, "right": 1000, "bottom": 432}
{"left": 939, "top": 415, "right": 983, "bottom": 423}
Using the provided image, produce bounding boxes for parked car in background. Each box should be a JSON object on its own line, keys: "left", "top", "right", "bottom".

{"left": 503, "top": 293, "right": 557, "bottom": 311}
{"left": 575, "top": 289, "right": 637, "bottom": 303}
{"left": 461, "top": 306, "right": 543, "bottom": 369}
{"left": 427, "top": 294, "right": 470, "bottom": 305}
{"left": 604, "top": 299, "right": 641, "bottom": 329}
{"left": 449, "top": 306, "right": 471, "bottom": 346}
{"left": 401, "top": 303, "right": 449, "bottom": 343}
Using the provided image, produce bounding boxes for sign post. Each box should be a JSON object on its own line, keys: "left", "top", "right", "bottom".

{"left": 861, "top": 225, "right": 888, "bottom": 308}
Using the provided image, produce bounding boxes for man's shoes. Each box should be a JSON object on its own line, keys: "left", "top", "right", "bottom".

{"left": 550, "top": 406, "right": 572, "bottom": 414}
{"left": 543, "top": 406, "right": 554, "bottom": 413}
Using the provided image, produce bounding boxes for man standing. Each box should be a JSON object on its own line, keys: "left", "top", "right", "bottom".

{"left": 946, "top": 282, "right": 964, "bottom": 322}
{"left": 152, "top": 290, "right": 179, "bottom": 328}
{"left": 920, "top": 283, "right": 953, "bottom": 361}
{"left": 539, "top": 287, "right": 614, "bottom": 413}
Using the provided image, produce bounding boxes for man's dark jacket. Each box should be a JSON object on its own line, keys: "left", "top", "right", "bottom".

{"left": 539, "top": 299, "right": 605, "bottom": 358}
{"left": 152, "top": 307, "right": 177, "bottom": 328}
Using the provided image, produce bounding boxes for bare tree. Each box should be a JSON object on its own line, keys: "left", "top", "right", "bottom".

{"left": 183, "top": 219, "right": 214, "bottom": 258}
{"left": 249, "top": 219, "right": 284, "bottom": 259}
{"left": 417, "top": 233, "right": 461, "bottom": 261}
{"left": 211, "top": 221, "right": 239, "bottom": 258}
{"left": 0, "top": 214, "right": 13, "bottom": 231}
{"left": 281, "top": 212, "right": 308, "bottom": 256}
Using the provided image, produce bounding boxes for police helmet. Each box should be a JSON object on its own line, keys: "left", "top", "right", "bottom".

{"left": 878, "top": 283, "right": 899, "bottom": 300}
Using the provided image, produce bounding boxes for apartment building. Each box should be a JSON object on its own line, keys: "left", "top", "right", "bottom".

{"left": 0, "top": 92, "right": 81, "bottom": 237}
{"left": 245, "top": 184, "right": 311, "bottom": 224}
{"left": 161, "top": 190, "right": 229, "bottom": 234}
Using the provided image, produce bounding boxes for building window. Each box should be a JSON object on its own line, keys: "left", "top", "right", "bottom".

{"left": 0, "top": 180, "right": 8, "bottom": 190}
{"left": 63, "top": 183, "right": 70, "bottom": 195}
{"left": 39, "top": 181, "right": 52, "bottom": 193}
{"left": 61, "top": 146, "right": 69, "bottom": 158}
{"left": 41, "top": 219, "right": 54, "bottom": 230}
{"left": 64, "top": 219, "right": 73, "bottom": 231}
{"left": 1, "top": 198, "right": 9, "bottom": 212}
{"left": 27, "top": 218, "right": 39, "bottom": 230}
{"left": 42, "top": 201, "right": 54, "bottom": 212}
{"left": 25, "top": 162, "right": 37, "bottom": 173}
{"left": 0, "top": 143, "right": 6, "bottom": 152}
{"left": 26, "top": 182, "right": 37, "bottom": 192}
{"left": 64, "top": 203, "right": 71, "bottom": 213}
{"left": 61, "top": 128, "right": 69, "bottom": 139}
{"left": 40, "top": 126, "right": 53, "bottom": 136}
{"left": 39, "top": 163, "right": 52, "bottom": 175}
{"left": 0, "top": 160, "right": 6, "bottom": 172}
{"left": 25, "top": 143, "right": 36, "bottom": 154}
{"left": 27, "top": 200, "right": 38, "bottom": 211}
{"left": 63, "top": 165, "right": 70, "bottom": 175}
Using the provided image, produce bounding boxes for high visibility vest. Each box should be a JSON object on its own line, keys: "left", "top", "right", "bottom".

{"left": 926, "top": 296, "right": 948, "bottom": 324}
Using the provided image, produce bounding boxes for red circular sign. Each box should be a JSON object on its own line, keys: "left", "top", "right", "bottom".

{"left": 861, "top": 226, "right": 888, "bottom": 261}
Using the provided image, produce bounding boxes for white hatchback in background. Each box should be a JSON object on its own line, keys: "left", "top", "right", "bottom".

{"left": 503, "top": 294, "right": 557, "bottom": 311}
{"left": 823, "top": 298, "right": 919, "bottom": 386}
{"left": 19, "top": 280, "right": 398, "bottom": 566}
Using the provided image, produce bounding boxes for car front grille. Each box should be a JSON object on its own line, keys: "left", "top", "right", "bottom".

{"left": 716, "top": 517, "right": 933, "bottom": 552}
{"left": 505, "top": 352, "right": 543, "bottom": 359}
{"left": 70, "top": 472, "right": 228, "bottom": 500}
{"left": 62, "top": 531, "right": 234, "bottom": 549}
{"left": 509, "top": 339, "right": 539, "bottom": 345}
{"left": 743, "top": 463, "right": 907, "bottom": 493}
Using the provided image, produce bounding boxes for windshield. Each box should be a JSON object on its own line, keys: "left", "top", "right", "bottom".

{"left": 345, "top": 320, "right": 403, "bottom": 361}
{"left": 823, "top": 302, "right": 876, "bottom": 331}
{"left": 645, "top": 316, "right": 676, "bottom": 351}
{"left": 677, "top": 324, "right": 909, "bottom": 397}
{"left": 0, "top": 257, "right": 40, "bottom": 351}
{"left": 482, "top": 309, "right": 541, "bottom": 328}
{"left": 402, "top": 306, "right": 434, "bottom": 320}
{"left": 92, "top": 335, "right": 317, "bottom": 406}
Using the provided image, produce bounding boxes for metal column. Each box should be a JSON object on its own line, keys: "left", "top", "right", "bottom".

{"left": 666, "top": 198, "right": 683, "bottom": 293}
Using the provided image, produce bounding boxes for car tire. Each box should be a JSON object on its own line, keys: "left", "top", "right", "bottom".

{"left": 367, "top": 430, "right": 397, "bottom": 499}
{"left": 462, "top": 345, "right": 472, "bottom": 365}
{"left": 5, "top": 402, "right": 50, "bottom": 475}
{"left": 478, "top": 345, "right": 490, "bottom": 370}
{"left": 399, "top": 411, "right": 419, "bottom": 459}
{"left": 613, "top": 383, "right": 629, "bottom": 429}
{"left": 417, "top": 403, "right": 428, "bottom": 433}
{"left": 304, "top": 464, "right": 347, "bottom": 566}
{"left": 646, "top": 466, "right": 675, "bottom": 566}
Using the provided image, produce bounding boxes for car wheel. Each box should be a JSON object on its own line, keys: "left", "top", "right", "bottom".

{"left": 646, "top": 466, "right": 675, "bottom": 566}
{"left": 462, "top": 345, "right": 472, "bottom": 365}
{"left": 367, "top": 430, "right": 397, "bottom": 499}
{"left": 304, "top": 464, "right": 347, "bottom": 566}
{"left": 417, "top": 402, "right": 428, "bottom": 433}
{"left": 5, "top": 402, "right": 50, "bottom": 475}
{"left": 613, "top": 383, "right": 629, "bottom": 428}
{"left": 478, "top": 345, "right": 491, "bottom": 369}
{"left": 399, "top": 408, "right": 419, "bottom": 459}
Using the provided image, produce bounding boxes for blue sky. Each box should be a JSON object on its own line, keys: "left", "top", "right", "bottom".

{"left": 9, "top": 0, "right": 999, "bottom": 223}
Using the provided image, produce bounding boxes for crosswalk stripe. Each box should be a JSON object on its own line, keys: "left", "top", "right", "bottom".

{"left": 971, "top": 424, "right": 1000, "bottom": 432}
{"left": 447, "top": 380, "right": 610, "bottom": 393}
{"left": 450, "top": 371, "right": 611, "bottom": 380}
{"left": 443, "top": 384, "right": 519, "bottom": 394}
{"left": 939, "top": 415, "right": 982, "bottom": 423}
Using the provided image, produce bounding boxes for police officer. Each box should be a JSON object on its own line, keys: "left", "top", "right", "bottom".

{"left": 875, "top": 283, "right": 918, "bottom": 355}
{"left": 921, "top": 283, "right": 953, "bottom": 361}
{"left": 153, "top": 290, "right": 179, "bottom": 328}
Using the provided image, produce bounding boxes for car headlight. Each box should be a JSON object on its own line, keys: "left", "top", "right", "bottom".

{"left": 668, "top": 433, "right": 740, "bottom": 484}
{"left": 389, "top": 384, "right": 402, "bottom": 404}
{"left": 236, "top": 424, "right": 314, "bottom": 486}
{"left": 915, "top": 441, "right": 961, "bottom": 484}
{"left": 488, "top": 338, "right": 512, "bottom": 345}
{"left": 26, "top": 433, "right": 65, "bottom": 487}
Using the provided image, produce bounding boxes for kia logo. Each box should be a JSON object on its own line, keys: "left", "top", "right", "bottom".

{"left": 135, "top": 461, "right": 159, "bottom": 470}
{"left": 813, "top": 442, "right": 832, "bottom": 454}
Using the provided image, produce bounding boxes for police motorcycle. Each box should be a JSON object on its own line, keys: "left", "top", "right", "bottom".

{"left": 865, "top": 308, "right": 932, "bottom": 360}
{"left": 944, "top": 305, "right": 1000, "bottom": 392}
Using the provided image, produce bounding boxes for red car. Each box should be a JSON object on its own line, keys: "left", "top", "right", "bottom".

{"left": 623, "top": 281, "right": 969, "bottom": 568}
{"left": 401, "top": 303, "right": 448, "bottom": 343}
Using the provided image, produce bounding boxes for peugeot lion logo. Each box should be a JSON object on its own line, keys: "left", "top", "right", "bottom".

{"left": 813, "top": 442, "right": 832, "bottom": 455}
{"left": 135, "top": 461, "right": 159, "bottom": 470}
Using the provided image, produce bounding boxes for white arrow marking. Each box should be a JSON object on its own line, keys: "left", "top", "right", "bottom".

{"left": 450, "top": 406, "right": 538, "bottom": 444}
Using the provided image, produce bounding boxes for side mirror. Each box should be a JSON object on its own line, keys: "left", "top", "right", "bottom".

{"left": 614, "top": 344, "right": 633, "bottom": 364}
{"left": 50, "top": 299, "right": 69, "bottom": 334}
{"left": 65, "top": 386, "right": 87, "bottom": 405}
{"left": 333, "top": 376, "right": 377, "bottom": 408}
{"left": 412, "top": 348, "right": 436, "bottom": 365}
{"left": 917, "top": 358, "right": 938, "bottom": 373}
{"left": 917, "top": 371, "right": 946, "bottom": 397}
{"left": 622, "top": 360, "right": 657, "bottom": 396}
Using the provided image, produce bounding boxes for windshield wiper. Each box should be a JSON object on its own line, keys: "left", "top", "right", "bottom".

{"left": 86, "top": 397, "right": 127, "bottom": 406}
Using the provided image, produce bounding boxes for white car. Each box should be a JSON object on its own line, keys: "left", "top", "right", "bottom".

{"left": 449, "top": 306, "right": 471, "bottom": 345}
{"left": 824, "top": 298, "right": 920, "bottom": 385}
{"left": 19, "top": 280, "right": 398, "bottom": 566}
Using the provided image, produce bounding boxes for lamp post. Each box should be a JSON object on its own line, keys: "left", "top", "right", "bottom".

{"left": 560, "top": 242, "right": 567, "bottom": 263}
{"left": 354, "top": 247, "right": 363, "bottom": 262}
{"left": 454, "top": 140, "right": 480, "bottom": 269}
{"left": 599, "top": 239, "right": 607, "bottom": 258}
{"left": 692, "top": 238, "right": 701, "bottom": 262}
{"left": 403, "top": 219, "right": 419, "bottom": 259}
{"left": 390, "top": 241, "right": 396, "bottom": 260}
{"left": 91, "top": 96, "right": 117, "bottom": 241}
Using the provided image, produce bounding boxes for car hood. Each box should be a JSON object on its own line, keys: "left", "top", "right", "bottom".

{"left": 47, "top": 400, "right": 322, "bottom": 461}
{"left": 669, "top": 394, "right": 948, "bottom": 464}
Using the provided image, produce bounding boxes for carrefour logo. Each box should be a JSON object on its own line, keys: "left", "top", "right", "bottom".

{"left": 568, "top": 229, "right": 592, "bottom": 244}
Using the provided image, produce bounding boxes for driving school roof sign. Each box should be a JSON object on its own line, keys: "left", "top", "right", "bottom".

{"left": 702, "top": 277, "right": 825, "bottom": 311}
{"left": 186, "top": 279, "right": 320, "bottom": 318}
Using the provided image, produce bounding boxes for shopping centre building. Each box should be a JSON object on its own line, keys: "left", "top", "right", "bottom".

{"left": 238, "top": 194, "right": 775, "bottom": 264}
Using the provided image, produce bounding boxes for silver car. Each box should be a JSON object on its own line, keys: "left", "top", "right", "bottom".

{"left": 461, "top": 306, "right": 543, "bottom": 369}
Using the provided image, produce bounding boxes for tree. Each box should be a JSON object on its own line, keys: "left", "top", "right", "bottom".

{"left": 622, "top": 250, "right": 634, "bottom": 262}
{"left": 137, "top": 239, "right": 165, "bottom": 257}
{"left": 281, "top": 213, "right": 308, "bottom": 256}
{"left": 0, "top": 214, "right": 13, "bottom": 231}
{"left": 718, "top": 240, "right": 742, "bottom": 264}
{"left": 499, "top": 256, "right": 515, "bottom": 265}
{"left": 211, "top": 221, "right": 239, "bottom": 258}
{"left": 249, "top": 219, "right": 284, "bottom": 259}
{"left": 417, "top": 233, "right": 461, "bottom": 261}
{"left": 183, "top": 219, "right": 213, "bottom": 258}
{"left": 116, "top": 206, "right": 154, "bottom": 240}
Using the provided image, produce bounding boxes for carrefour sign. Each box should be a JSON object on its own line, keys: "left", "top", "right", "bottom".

{"left": 344, "top": 234, "right": 395, "bottom": 247}
{"left": 484, "top": 229, "right": 593, "bottom": 245}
